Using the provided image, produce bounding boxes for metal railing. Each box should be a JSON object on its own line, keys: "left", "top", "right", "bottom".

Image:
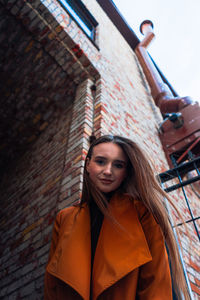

{"left": 159, "top": 155, "right": 200, "bottom": 299}
{"left": 159, "top": 156, "right": 200, "bottom": 241}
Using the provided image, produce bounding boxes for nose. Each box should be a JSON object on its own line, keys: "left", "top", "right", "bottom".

{"left": 103, "top": 163, "right": 112, "bottom": 176}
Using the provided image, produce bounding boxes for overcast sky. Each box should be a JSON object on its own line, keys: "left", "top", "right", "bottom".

{"left": 113, "top": 0, "right": 200, "bottom": 102}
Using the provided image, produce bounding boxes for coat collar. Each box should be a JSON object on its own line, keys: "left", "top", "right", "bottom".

{"left": 47, "top": 194, "right": 152, "bottom": 300}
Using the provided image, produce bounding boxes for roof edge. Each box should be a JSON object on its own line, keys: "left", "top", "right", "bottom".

{"left": 96, "top": 0, "right": 140, "bottom": 49}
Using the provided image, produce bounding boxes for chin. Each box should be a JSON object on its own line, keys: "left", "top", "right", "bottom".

{"left": 99, "top": 186, "right": 116, "bottom": 194}
{"left": 101, "top": 189, "right": 114, "bottom": 194}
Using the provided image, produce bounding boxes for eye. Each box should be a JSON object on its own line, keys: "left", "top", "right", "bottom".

{"left": 95, "top": 159, "right": 105, "bottom": 165}
{"left": 114, "top": 163, "right": 125, "bottom": 169}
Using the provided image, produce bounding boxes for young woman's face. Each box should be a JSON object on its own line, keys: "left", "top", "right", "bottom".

{"left": 86, "top": 142, "right": 127, "bottom": 193}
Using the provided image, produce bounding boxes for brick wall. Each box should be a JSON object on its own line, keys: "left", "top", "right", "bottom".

{"left": 0, "top": 78, "right": 94, "bottom": 299}
{"left": 0, "top": 0, "right": 199, "bottom": 298}
{"left": 0, "top": 105, "right": 73, "bottom": 298}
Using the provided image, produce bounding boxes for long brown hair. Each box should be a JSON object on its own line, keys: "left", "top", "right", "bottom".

{"left": 81, "top": 135, "right": 190, "bottom": 300}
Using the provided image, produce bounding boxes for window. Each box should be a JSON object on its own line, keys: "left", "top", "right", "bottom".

{"left": 58, "top": 0, "right": 98, "bottom": 41}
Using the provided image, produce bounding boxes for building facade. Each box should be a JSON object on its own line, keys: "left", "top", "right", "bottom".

{"left": 0, "top": 0, "right": 199, "bottom": 299}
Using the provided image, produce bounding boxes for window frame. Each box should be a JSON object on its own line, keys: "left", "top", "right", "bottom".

{"left": 57, "top": 0, "right": 98, "bottom": 43}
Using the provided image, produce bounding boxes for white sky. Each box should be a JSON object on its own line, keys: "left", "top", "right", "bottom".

{"left": 113, "top": 0, "right": 200, "bottom": 102}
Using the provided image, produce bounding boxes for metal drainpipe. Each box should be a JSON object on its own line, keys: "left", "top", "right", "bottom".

{"left": 135, "top": 20, "right": 193, "bottom": 115}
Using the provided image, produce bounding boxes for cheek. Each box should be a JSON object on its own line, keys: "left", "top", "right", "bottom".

{"left": 87, "top": 162, "right": 98, "bottom": 177}
{"left": 117, "top": 170, "right": 127, "bottom": 182}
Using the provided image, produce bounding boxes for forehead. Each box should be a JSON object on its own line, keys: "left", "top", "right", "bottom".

{"left": 92, "top": 142, "right": 127, "bottom": 161}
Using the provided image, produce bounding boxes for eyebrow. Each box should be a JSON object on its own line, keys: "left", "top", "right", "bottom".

{"left": 94, "top": 156, "right": 127, "bottom": 165}
{"left": 114, "top": 160, "right": 127, "bottom": 165}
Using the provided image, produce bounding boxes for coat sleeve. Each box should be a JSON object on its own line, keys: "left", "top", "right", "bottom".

{"left": 44, "top": 211, "right": 62, "bottom": 300}
{"left": 136, "top": 203, "right": 173, "bottom": 300}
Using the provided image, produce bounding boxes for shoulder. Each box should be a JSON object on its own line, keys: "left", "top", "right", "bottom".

{"left": 55, "top": 202, "right": 82, "bottom": 225}
{"left": 133, "top": 199, "right": 159, "bottom": 229}
{"left": 133, "top": 199, "right": 147, "bottom": 217}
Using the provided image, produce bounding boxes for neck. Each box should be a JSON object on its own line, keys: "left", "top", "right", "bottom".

{"left": 103, "top": 191, "right": 115, "bottom": 202}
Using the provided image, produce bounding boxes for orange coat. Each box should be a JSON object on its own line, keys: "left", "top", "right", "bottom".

{"left": 44, "top": 194, "right": 172, "bottom": 299}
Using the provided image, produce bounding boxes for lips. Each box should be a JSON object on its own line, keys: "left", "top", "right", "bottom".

{"left": 100, "top": 179, "right": 113, "bottom": 184}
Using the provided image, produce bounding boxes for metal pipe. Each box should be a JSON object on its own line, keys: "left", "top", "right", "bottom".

{"left": 135, "top": 20, "right": 193, "bottom": 114}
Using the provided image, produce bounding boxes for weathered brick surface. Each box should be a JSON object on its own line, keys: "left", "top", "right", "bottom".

{"left": 0, "top": 0, "right": 99, "bottom": 173}
{"left": 0, "top": 77, "right": 94, "bottom": 299}
{"left": 0, "top": 0, "right": 199, "bottom": 299}
{"left": 0, "top": 105, "right": 73, "bottom": 299}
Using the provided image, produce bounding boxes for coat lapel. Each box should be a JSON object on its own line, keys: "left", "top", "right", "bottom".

{"left": 92, "top": 194, "right": 152, "bottom": 300}
{"left": 47, "top": 204, "right": 91, "bottom": 300}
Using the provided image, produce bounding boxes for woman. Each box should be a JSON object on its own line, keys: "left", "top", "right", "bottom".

{"left": 45, "top": 135, "right": 189, "bottom": 299}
